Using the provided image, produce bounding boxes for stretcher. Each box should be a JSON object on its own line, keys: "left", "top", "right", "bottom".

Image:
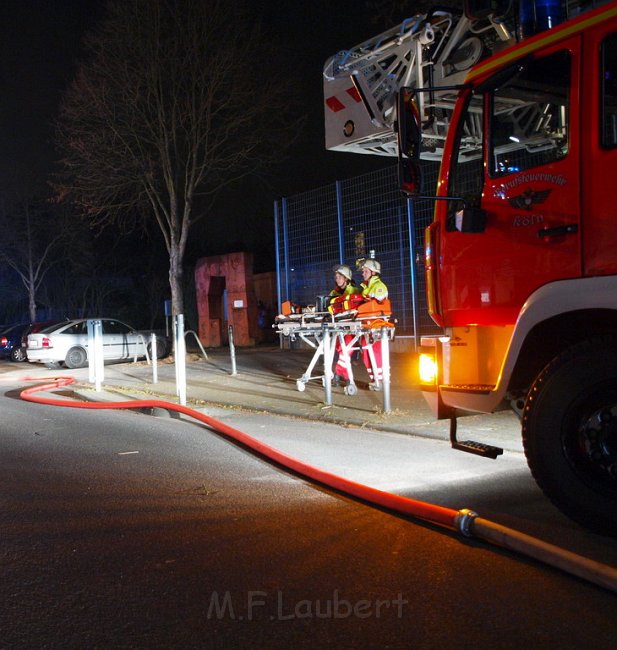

{"left": 274, "top": 310, "right": 395, "bottom": 407}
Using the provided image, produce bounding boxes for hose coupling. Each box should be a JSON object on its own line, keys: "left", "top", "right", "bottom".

{"left": 455, "top": 508, "right": 478, "bottom": 537}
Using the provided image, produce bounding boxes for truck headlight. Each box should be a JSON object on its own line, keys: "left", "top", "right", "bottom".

{"left": 419, "top": 352, "right": 438, "bottom": 385}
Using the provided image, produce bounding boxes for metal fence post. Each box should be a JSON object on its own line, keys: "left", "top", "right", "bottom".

{"left": 336, "top": 180, "right": 345, "bottom": 264}
{"left": 397, "top": 206, "right": 409, "bottom": 332}
{"left": 274, "top": 200, "right": 282, "bottom": 314}
{"left": 407, "top": 197, "right": 420, "bottom": 350}
{"left": 282, "top": 197, "right": 290, "bottom": 303}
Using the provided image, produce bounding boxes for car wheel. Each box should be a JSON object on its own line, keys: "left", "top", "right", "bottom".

{"left": 10, "top": 346, "right": 26, "bottom": 362}
{"left": 65, "top": 347, "right": 88, "bottom": 369}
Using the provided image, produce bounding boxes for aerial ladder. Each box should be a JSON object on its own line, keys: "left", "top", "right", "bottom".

{"left": 323, "top": 4, "right": 515, "bottom": 160}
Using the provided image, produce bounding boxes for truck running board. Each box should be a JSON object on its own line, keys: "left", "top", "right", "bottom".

{"left": 450, "top": 418, "right": 503, "bottom": 459}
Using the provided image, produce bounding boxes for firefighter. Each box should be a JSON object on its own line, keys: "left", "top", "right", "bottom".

{"left": 327, "top": 265, "right": 361, "bottom": 312}
{"left": 328, "top": 265, "right": 362, "bottom": 386}
{"left": 359, "top": 259, "right": 390, "bottom": 389}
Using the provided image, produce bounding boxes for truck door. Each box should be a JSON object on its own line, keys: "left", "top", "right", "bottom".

{"left": 439, "top": 38, "right": 581, "bottom": 327}
{"left": 581, "top": 27, "right": 617, "bottom": 276}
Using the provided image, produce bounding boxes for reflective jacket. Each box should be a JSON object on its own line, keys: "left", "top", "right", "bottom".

{"left": 361, "top": 275, "right": 388, "bottom": 302}
{"left": 357, "top": 275, "right": 392, "bottom": 317}
{"left": 328, "top": 282, "right": 362, "bottom": 314}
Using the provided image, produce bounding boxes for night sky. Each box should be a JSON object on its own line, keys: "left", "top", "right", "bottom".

{"left": 0, "top": 0, "right": 402, "bottom": 268}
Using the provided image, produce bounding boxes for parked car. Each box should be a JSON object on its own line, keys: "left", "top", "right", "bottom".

{"left": 27, "top": 318, "right": 170, "bottom": 369}
{"left": 0, "top": 323, "right": 30, "bottom": 361}
{"left": 9, "top": 320, "right": 63, "bottom": 362}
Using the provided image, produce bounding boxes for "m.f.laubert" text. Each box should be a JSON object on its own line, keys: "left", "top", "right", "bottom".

{"left": 207, "top": 590, "right": 409, "bottom": 621}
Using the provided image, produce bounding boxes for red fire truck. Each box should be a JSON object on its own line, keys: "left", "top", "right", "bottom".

{"left": 403, "top": 1, "right": 617, "bottom": 535}
{"left": 325, "top": 0, "right": 617, "bottom": 534}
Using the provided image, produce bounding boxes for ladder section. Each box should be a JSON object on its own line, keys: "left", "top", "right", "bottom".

{"left": 323, "top": 7, "right": 512, "bottom": 158}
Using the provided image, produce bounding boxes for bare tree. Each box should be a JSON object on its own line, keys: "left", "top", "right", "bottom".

{"left": 55, "top": 0, "right": 299, "bottom": 321}
{"left": 0, "top": 187, "right": 67, "bottom": 323}
{"left": 45, "top": 236, "right": 124, "bottom": 321}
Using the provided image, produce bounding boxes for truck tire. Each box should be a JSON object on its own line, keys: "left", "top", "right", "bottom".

{"left": 522, "top": 337, "right": 617, "bottom": 536}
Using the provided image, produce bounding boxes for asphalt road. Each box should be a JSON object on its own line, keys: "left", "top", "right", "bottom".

{"left": 2, "top": 369, "right": 617, "bottom": 648}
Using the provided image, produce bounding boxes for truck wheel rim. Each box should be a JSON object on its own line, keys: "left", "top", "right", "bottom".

{"left": 565, "top": 393, "right": 617, "bottom": 496}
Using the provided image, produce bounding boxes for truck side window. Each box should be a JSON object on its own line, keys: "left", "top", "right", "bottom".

{"left": 446, "top": 91, "right": 484, "bottom": 207}
{"left": 489, "top": 50, "right": 570, "bottom": 176}
{"left": 601, "top": 33, "right": 617, "bottom": 148}
{"left": 445, "top": 91, "right": 484, "bottom": 230}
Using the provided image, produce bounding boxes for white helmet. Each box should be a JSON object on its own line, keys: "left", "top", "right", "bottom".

{"left": 334, "top": 264, "right": 353, "bottom": 281}
{"left": 362, "top": 259, "right": 381, "bottom": 274}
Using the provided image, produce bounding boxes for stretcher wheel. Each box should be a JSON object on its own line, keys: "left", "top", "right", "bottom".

{"left": 296, "top": 379, "right": 306, "bottom": 392}
{"left": 344, "top": 383, "right": 358, "bottom": 396}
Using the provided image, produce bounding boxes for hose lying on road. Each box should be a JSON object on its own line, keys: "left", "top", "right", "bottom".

{"left": 19, "top": 376, "right": 617, "bottom": 594}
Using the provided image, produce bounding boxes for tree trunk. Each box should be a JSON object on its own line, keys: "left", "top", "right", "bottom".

{"left": 28, "top": 263, "right": 36, "bottom": 323}
{"left": 169, "top": 246, "right": 184, "bottom": 317}
{"left": 29, "top": 294, "right": 37, "bottom": 324}
{"left": 169, "top": 244, "right": 185, "bottom": 359}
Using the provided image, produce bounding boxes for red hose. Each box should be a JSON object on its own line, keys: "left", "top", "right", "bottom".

{"left": 20, "top": 376, "right": 457, "bottom": 527}
{"left": 19, "top": 376, "right": 617, "bottom": 593}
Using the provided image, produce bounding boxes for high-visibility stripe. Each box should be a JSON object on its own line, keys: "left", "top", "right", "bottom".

{"left": 346, "top": 86, "right": 361, "bottom": 103}
{"left": 325, "top": 96, "right": 345, "bottom": 112}
{"left": 467, "top": 3, "right": 617, "bottom": 83}
{"left": 325, "top": 86, "right": 362, "bottom": 113}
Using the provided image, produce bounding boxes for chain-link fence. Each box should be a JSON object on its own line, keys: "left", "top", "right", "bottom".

{"left": 274, "top": 163, "right": 442, "bottom": 346}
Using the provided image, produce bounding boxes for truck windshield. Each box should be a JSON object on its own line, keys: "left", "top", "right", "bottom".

{"left": 489, "top": 50, "right": 570, "bottom": 176}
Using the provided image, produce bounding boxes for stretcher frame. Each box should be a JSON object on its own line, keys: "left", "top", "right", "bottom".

{"left": 274, "top": 312, "right": 395, "bottom": 410}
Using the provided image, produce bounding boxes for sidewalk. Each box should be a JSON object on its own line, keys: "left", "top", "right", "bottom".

{"left": 70, "top": 345, "right": 523, "bottom": 453}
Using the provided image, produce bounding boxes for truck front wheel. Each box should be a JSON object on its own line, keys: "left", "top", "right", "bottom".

{"left": 522, "top": 338, "right": 617, "bottom": 536}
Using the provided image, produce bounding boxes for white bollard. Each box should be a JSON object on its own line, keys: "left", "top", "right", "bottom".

{"left": 175, "top": 314, "right": 187, "bottom": 406}
{"left": 151, "top": 333, "right": 158, "bottom": 384}
{"left": 322, "top": 327, "right": 333, "bottom": 405}
{"left": 228, "top": 325, "right": 237, "bottom": 376}
{"left": 381, "top": 327, "right": 391, "bottom": 413}
{"left": 87, "top": 319, "right": 104, "bottom": 392}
